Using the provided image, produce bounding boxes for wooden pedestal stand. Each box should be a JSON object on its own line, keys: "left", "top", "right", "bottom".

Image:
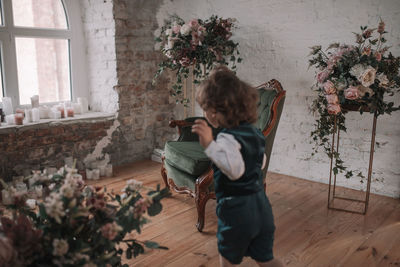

{"left": 327, "top": 107, "right": 377, "bottom": 215}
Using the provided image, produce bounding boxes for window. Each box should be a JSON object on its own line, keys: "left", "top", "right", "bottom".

{"left": 0, "top": 0, "right": 88, "bottom": 108}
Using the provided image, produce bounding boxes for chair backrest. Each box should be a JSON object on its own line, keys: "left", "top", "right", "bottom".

{"left": 255, "top": 79, "right": 286, "bottom": 179}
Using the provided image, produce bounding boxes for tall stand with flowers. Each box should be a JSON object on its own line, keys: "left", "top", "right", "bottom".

{"left": 153, "top": 15, "right": 242, "bottom": 115}
{"left": 308, "top": 20, "right": 400, "bottom": 213}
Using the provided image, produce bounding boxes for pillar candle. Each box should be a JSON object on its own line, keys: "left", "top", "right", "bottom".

{"left": 32, "top": 108, "right": 40, "bottom": 122}
{"left": 39, "top": 106, "right": 50, "bottom": 119}
{"left": 72, "top": 103, "right": 82, "bottom": 114}
{"left": 1, "top": 189, "right": 13, "bottom": 205}
{"left": 92, "top": 169, "right": 100, "bottom": 180}
{"left": 24, "top": 109, "right": 32, "bottom": 123}
{"left": 14, "top": 113, "right": 24, "bottom": 125}
{"left": 105, "top": 164, "right": 113, "bottom": 177}
{"left": 5, "top": 114, "right": 15, "bottom": 125}
{"left": 57, "top": 106, "right": 65, "bottom": 118}
{"left": 77, "top": 97, "right": 89, "bottom": 113}
{"left": 31, "top": 95, "right": 39, "bottom": 108}
{"left": 67, "top": 107, "right": 74, "bottom": 117}
{"left": 2, "top": 97, "right": 13, "bottom": 115}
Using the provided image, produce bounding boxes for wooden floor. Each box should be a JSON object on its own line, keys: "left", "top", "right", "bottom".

{"left": 90, "top": 160, "right": 400, "bottom": 267}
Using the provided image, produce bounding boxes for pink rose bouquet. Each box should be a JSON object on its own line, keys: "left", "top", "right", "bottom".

{"left": 308, "top": 19, "right": 400, "bottom": 179}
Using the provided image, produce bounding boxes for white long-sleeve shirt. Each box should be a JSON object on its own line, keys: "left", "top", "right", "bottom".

{"left": 204, "top": 133, "right": 266, "bottom": 181}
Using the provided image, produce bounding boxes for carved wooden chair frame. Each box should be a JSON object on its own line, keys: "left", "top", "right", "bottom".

{"left": 161, "top": 79, "right": 286, "bottom": 232}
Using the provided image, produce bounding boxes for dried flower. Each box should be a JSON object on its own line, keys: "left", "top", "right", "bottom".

{"left": 44, "top": 192, "right": 66, "bottom": 223}
{"left": 52, "top": 238, "right": 69, "bottom": 256}
{"left": 101, "top": 222, "right": 123, "bottom": 240}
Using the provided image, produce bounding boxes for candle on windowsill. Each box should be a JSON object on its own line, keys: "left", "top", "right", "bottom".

{"left": 24, "top": 109, "right": 32, "bottom": 123}
{"left": 14, "top": 113, "right": 24, "bottom": 125}
{"left": 72, "top": 103, "right": 82, "bottom": 114}
{"left": 105, "top": 164, "right": 113, "bottom": 177}
{"left": 32, "top": 108, "right": 40, "bottom": 122}
{"left": 5, "top": 114, "right": 15, "bottom": 125}
{"left": 39, "top": 106, "right": 50, "bottom": 119}
{"left": 31, "top": 95, "right": 39, "bottom": 108}
{"left": 57, "top": 106, "right": 65, "bottom": 118}
{"left": 15, "top": 108, "right": 25, "bottom": 117}
{"left": 2, "top": 97, "right": 13, "bottom": 115}
{"left": 77, "top": 97, "right": 89, "bottom": 113}
{"left": 67, "top": 107, "right": 74, "bottom": 117}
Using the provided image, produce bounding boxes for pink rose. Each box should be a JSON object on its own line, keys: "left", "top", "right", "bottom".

{"left": 327, "top": 104, "right": 341, "bottom": 115}
{"left": 188, "top": 19, "right": 199, "bottom": 30}
{"left": 172, "top": 25, "right": 181, "bottom": 34}
{"left": 317, "top": 71, "right": 330, "bottom": 84}
{"left": 325, "top": 94, "right": 339, "bottom": 104}
{"left": 323, "top": 81, "right": 336, "bottom": 94}
{"left": 344, "top": 86, "right": 360, "bottom": 100}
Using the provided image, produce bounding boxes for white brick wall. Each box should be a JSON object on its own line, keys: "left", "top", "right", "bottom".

{"left": 156, "top": 0, "right": 400, "bottom": 198}
{"left": 81, "top": 0, "right": 118, "bottom": 113}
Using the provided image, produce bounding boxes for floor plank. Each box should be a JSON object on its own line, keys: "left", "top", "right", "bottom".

{"left": 89, "top": 160, "right": 400, "bottom": 267}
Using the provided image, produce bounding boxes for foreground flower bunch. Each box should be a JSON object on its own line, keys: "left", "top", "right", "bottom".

{"left": 154, "top": 14, "right": 242, "bottom": 103}
{"left": 0, "top": 166, "right": 169, "bottom": 266}
{"left": 308, "top": 20, "right": 400, "bottom": 179}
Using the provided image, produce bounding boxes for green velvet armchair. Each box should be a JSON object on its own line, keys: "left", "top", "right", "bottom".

{"left": 161, "top": 79, "right": 286, "bottom": 232}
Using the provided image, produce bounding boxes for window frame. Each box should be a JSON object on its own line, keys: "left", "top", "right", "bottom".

{"left": 0, "top": 0, "right": 88, "bottom": 108}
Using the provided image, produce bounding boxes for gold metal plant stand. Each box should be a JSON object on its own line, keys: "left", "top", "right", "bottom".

{"left": 327, "top": 109, "right": 377, "bottom": 215}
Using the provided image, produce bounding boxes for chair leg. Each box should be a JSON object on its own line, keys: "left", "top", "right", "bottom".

{"left": 195, "top": 190, "right": 210, "bottom": 232}
{"left": 161, "top": 157, "right": 169, "bottom": 189}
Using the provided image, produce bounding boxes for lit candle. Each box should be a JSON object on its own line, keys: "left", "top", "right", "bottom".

{"left": 57, "top": 106, "right": 65, "bottom": 118}
{"left": 32, "top": 108, "right": 40, "bottom": 122}
{"left": 14, "top": 113, "right": 24, "bottom": 125}
{"left": 67, "top": 107, "right": 74, "bottom": 117}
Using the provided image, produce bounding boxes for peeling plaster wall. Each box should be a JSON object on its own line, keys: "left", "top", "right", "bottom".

{"left": 156, "top": 0, "right": 400, "bottom": 198}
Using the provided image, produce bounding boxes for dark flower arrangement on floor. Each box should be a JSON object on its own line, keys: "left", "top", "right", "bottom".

{"left": 0, "top": 166, "right": 169, "bottom": 266}
{"left": 153, "top": 14, "right": 242, "bottom": 103}
{"left": 308, "top": 20, "right": 400, "bottom": 179}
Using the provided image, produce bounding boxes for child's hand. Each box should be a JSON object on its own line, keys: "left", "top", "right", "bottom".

{"left": 191, "top": 119, "right": 213, "bottom": 148}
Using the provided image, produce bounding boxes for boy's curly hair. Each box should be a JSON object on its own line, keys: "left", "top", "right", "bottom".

{"left": 196, "top": 65, "right": 259, "bottom": 128}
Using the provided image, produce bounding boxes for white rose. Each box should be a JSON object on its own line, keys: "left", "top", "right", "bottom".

{"left": 350, "top": 64, "right": 364, "bottom": 79}
{"left": 359, "top": 67, "right": 376, "bottom": 87}
{"left": 377, "top": 73, "right": 389, "bottom": 87}
{"left": 165, "top": 28, "right": 172, "bottom": 36}
{"left": 180, "top": 24, "right": 191, "bottom": 35}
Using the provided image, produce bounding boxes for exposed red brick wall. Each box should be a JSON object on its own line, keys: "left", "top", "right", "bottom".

{"left": 0, "top": 119, "right": 114, "bottom": 180}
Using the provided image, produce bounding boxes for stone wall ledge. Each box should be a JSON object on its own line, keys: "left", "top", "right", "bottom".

{"left": 0, "top": 112, "right": 116, "bottom": 133}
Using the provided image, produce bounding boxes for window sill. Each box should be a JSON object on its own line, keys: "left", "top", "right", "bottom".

{"left": 0, "top": 112, "right": 116, "bottom": 133}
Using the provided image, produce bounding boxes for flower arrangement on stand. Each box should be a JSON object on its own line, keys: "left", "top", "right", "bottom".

{"left": 0, "top": 165, "right": 169, "bottom": 266}
{"left": 153, "top": 14, "right": 242, "bottom": 103}
{"left": 308, "top": 20, "right": 400, "bottom": 179}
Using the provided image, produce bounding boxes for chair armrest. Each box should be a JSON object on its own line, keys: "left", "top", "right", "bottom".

{"left": 169, "top": 120, "right": 195, "bottom": 136}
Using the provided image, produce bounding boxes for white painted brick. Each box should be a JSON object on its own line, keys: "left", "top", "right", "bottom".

{"left": 156, "top": 0, "right": 400, "bottom": 198}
